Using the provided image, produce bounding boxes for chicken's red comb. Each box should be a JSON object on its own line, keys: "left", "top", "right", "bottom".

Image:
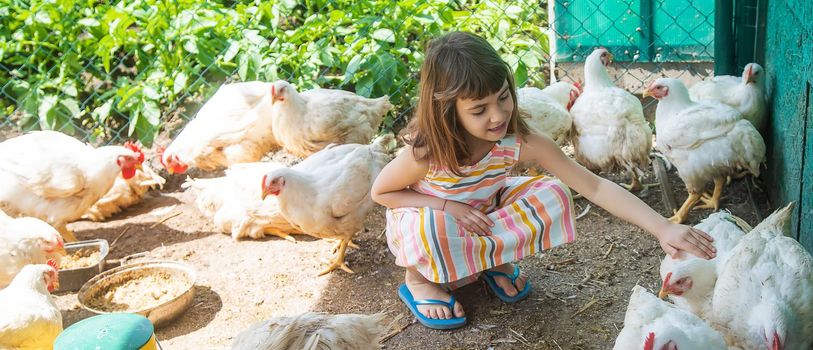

{"left": 643, "top": 332, "right": 655, "bottom": 350}
{"left": 47, "top": 259, "right": 59, "bottom": 271}
{"left": 124, "top": 141, "right": 145, "bottom": 163}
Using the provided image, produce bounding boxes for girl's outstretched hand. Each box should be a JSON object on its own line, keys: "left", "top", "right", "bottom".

{"left": 444, "top": 200, "right": 494, "bottom": 236}
{"left": 657, "top": 223, "right": 716, "bottom": 259}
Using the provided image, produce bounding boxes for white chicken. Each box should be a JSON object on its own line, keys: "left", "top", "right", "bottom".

{"left": 613, "top": 285, "right": 728, "bottom": 350}
{"left": 261, "top": 135, "right": 394, "bottom": 275}
{"left": 645, "top": 78, "right": 765, "bottom": 224}
{"left": 658, "top": 210, "right": 751, "bottom": 320}
{"left": 570, "top": 48, "right": 652, "bottom": 191}
{"left": 0, "top": 261, "right": 62, "bottom": 350}
{"left": 231, "top": 312, "right": 390, "bottom": 350}
{"left": 517, "top": 81, "right": 580, "bottom": 145}
{"left": 689, "top": 63, "right": 767, "bottom": 131}
{"left": 712, "top": 203, "right": 813, "bottom": 350}
{"left": 161, "top": 81, "right": 278, "bottom": 174}
{"left": 0, "top": 132, "right": 145, "bottom": 241}
{"left": 82, "top": 162, "right": 165, "bottom": 221}
{"left": 184, "top": 162, "right": 301, "bottom": 241}
{"left": 269, "top": 80, "right": 392, "bottom": 158}
{"left": 0, "top": 210, "right": 66, "bottom": 288}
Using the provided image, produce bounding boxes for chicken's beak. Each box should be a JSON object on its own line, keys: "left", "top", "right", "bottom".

{"left": 744, "top": 65, "right": 755, "bottom": 84}
{"left": 167, "top": 167, "right": 175, "bottom": 175}
{"left": 56, "top": 246, "right": 67, "bottom": 256}
{"left": 642, "top": 88, "right": 652, "bottom": 98}
{"left": 136, "top": 163, "right": 143, "bottom": 171}
{"left": 261, "top": 186, "right": 270, "bottom": 200}
{"left": 658, "top": 286, "right": 668, "bottom": 299}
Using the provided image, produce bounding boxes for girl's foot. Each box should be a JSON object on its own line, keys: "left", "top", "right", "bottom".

{"left": 487, "top": 263, "right": 527, "bottom": 297}
{"left": 405, "top": 269, "right": 465, "bottom": 320}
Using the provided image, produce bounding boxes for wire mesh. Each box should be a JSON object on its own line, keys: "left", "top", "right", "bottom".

{"left": 1, "top": 0, "right": 719, "bottom": 146}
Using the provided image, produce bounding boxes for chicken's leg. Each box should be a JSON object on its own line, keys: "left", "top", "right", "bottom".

{"left": 319, "top": 238, "right": 354, "bottom": 276}
{"left": 693, "top": 177, "right": 724, "bottom": 211}
{"left": 669, "top": 193, "right": 701, "bottom": 224}
{"left": 57, "top": 224, "right": 78, "bottom": 242}
{"left": 331, "top": 239, "right": 358, "bottom": 254}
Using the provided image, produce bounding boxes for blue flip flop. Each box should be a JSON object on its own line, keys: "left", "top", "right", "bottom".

{"left": 397, "top": 283, "right": 466, "bottom": 330}
{"left": 482, "top": 265, "right": 532, "bottom": 303}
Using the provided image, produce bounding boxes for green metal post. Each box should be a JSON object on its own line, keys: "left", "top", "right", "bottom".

{"left": 639, "top": 0, "right": 653, "bottom": 62}
{"left": 715, "top": 0, "right": 735, "bottom": 75}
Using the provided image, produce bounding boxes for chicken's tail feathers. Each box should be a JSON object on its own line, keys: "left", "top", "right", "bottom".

{"left": 752, "top": 202, "right": 794, "bottom": 236}
{"left": 368, "top": 312, "right": 396, "bottom": 344}
{"left": 371, "top": 133, "right": 398, "bottom": 154}
{"left": 375, "top": 96, "right": 394, "bottom": 111}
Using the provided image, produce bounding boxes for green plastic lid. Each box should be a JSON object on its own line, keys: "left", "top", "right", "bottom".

{"left": 54, "top": 313, "right": 154, "bottom": 350}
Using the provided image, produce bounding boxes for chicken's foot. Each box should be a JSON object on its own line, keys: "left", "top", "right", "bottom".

{"left": 319, "top": 239, "right": 354, "bottom": 276}
{"left": 620, "top": 172, "right": 642, "bottom": 192}
{"left": 692, "top": 177, "right": 724, "bottom": 211}
{"left": 620, "top": 172, "right": 658, "bottom": 192}
{"left": 668, "top": 193, "right": 701, "bottom": 224}
{"left": 273, "top": 232, "right": 297, "bottom": 243}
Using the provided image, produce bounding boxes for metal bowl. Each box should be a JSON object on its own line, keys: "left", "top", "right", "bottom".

{"left": 77, "top": 260, "right": 196, "bottom": 328}
{"left": 57, "top": 239, "right": 109, "bottom": 293}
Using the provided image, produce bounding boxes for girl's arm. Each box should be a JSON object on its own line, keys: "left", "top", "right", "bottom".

{"left": 372, "top": 146, "right": 494, "bottom": 235}
{"left": 519, "top": 134, "right": 717, "bottom": 259}
{"left": 371, "top": 146, "right": 443, "bottom": 210}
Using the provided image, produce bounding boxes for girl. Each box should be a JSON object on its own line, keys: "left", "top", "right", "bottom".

{"left": 370, "top": 31, "right": 715, "bottom": 329}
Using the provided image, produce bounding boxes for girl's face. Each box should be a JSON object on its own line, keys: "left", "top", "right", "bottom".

{"left": 454, "top": 80, "right": 513, "bottom": 143}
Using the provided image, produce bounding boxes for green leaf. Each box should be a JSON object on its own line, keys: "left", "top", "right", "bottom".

{"left": 38, "top": 95, "right": 58, "bottom": 129}
{"left": 514, "top": 60, "right": 528, "bottom": 87}
{"left": 372, "top": 28, "right": 395, "bottom": 43}
{"left": 62, "top": 83, "right": 78, "bottom": 97}
{"left": 128, "top": 108, "right": 140, "bottom": 137}
{"left": 183, "top": 38, "right": 198, "bottom": 54}
{"left": 173, "top": 72, "right": 188, "bottom": 95}
{"left": 504, "top": 6, "right": 523, "bottom": 19}
{"left": 92, "top": 100, "right": 113, "bottom": 124}
{"left": 142, "top": 86, "right": 160, "bottom": 100}
{"left": 142, "top": 101, "right": 161, "bottom": 126}
{"left": 329, "top": 10, "right": 345, "bottom": 21}
{"left": 60, "top": 98, "right": 81, "bottom": 118}
{"left": 34, "top": 10, "right": 52, "bottom": 24}
{"left": 355, "top": 74, "right": 374, "bottom": 97}
{"left": 223, "top": 40, "right": 240, "bottom": 63}
{"left": 78, "top": 18, "right": 100, "bottom": 27}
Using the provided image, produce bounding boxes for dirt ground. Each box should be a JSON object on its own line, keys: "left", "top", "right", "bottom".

{"left": 50, "top": 149, "right": 775, "bottom": 350}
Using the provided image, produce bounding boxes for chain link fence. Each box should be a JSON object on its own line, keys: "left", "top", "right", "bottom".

{"left": 0, "top": 0, "right": 715, "bottom": 147}
{"left": 551, "top": 0, "right": 715, "bottom": 114}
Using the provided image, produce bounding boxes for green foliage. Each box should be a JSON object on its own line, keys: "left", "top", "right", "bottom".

{"left": 1, "top": 0, "right": 549, "bottom": 145}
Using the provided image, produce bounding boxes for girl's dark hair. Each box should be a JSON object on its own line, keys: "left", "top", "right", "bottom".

{"left": 405, "top": 31, "right": 528, "bottom": 175}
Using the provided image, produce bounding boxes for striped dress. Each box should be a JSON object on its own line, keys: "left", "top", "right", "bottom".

{"left": 385, "top": 134, "right": 577, "bottom": 285}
